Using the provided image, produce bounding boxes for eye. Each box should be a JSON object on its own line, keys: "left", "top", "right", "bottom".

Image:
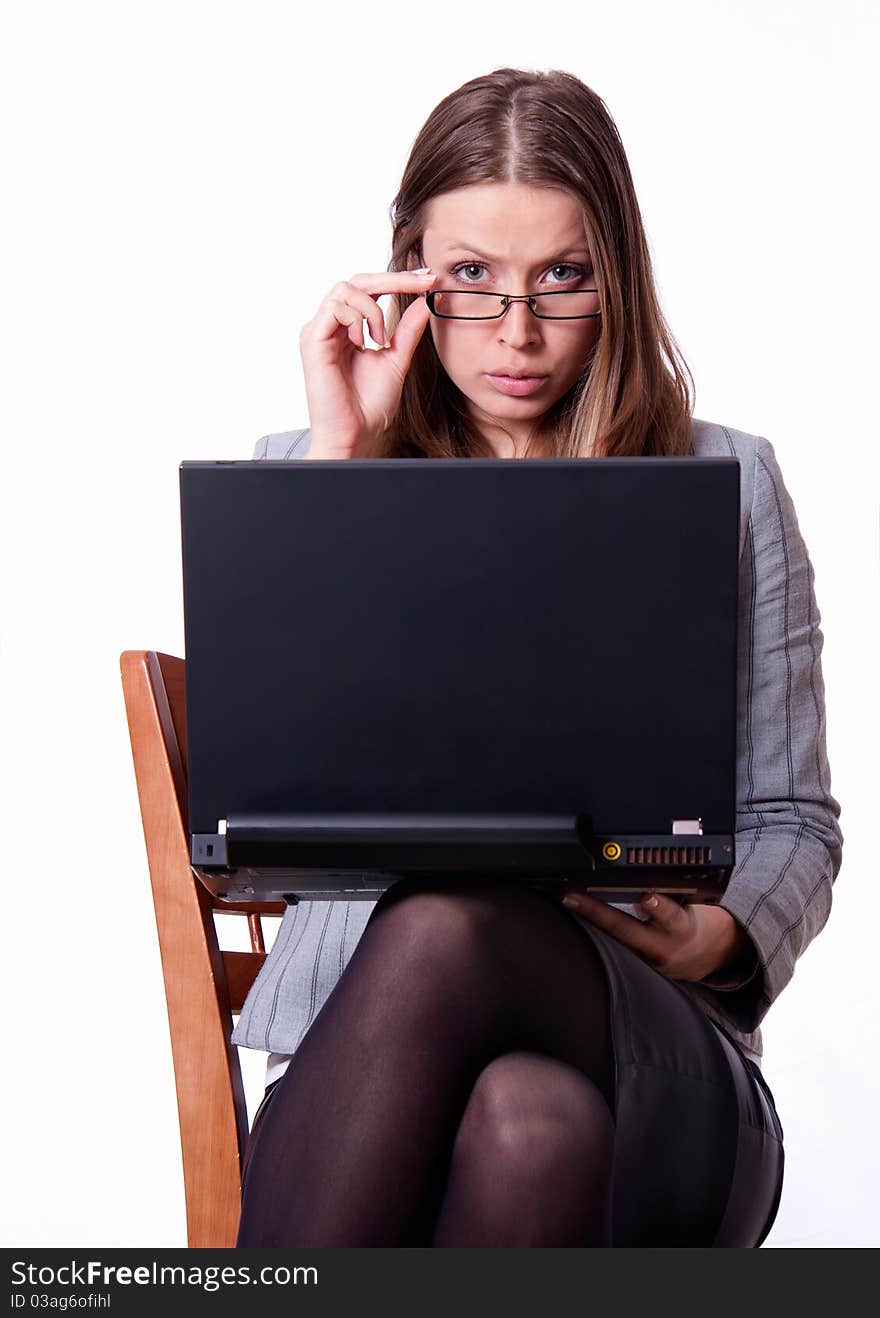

{"left": 450, "top": 261, "right": 488, "bottom": 283}
{"left": 546, "top": 263, "right": 588, "bottom": 283}
{"left": 449, "top": 260, "right": 590, "bottom": 285}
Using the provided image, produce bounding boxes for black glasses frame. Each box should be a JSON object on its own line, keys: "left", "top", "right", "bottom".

{"left": 425, "top": 289, "right": 601, "bottom": 321}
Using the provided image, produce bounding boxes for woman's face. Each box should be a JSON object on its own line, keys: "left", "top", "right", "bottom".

{"left": 417, "top": 182, "right": 600, "bottom": 456}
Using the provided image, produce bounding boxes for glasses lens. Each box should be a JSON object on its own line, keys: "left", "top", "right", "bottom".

{"left": 431, "top": 290, "right": 600, "bottom": 319}
{"left": 432, "top": 291, "right": 504, "bottom": 318}
{"left": 532, "top": 291, "right": 600, "bottom": 318}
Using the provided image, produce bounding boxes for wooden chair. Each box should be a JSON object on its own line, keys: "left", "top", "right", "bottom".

{"left": 120, "top": 650, "right": 286, "bottom": 1248}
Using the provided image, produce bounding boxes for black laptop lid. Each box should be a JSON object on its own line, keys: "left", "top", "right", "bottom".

{"left": 180, "top": 457, "right": 739, "bottom": 897}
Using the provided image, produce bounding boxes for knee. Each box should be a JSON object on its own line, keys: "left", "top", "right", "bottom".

{"left": 365, "top": 878, "right": 507, "bottom": 979}
{"left": 454, "top": 1053, "right": 615, "bottom": 1183}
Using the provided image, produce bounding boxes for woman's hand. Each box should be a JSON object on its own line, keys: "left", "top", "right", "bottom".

{"left": 560, "top": 890, "right": 754, "bottom": 983}
{"left": 299, "top": 268, "right": 438, "bottom": 459}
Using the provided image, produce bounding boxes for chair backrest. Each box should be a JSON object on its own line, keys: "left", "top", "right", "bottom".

{"left": 120, "top": 650, "right": 285, "bottom": 1248}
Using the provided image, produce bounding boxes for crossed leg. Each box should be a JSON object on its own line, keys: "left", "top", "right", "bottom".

{"left": 237, "top": 876, "right": 617, "bottom": 1247}
{"left": 431, "top": 1050, "right": 615, "bottom": 1246}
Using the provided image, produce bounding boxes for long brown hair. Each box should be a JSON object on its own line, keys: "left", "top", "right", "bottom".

{"left": 378, "top": 67, "right": 694, "bottom": 459}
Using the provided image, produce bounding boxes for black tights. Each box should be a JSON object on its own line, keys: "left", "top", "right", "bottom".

{"left": 237, "top": 877, "right": 625, "bottom": 1246}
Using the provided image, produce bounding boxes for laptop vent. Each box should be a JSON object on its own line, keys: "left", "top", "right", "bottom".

{"left": 626, "top": 845, "right": 712, "bottom": 865}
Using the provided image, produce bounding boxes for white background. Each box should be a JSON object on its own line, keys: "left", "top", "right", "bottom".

{"left": 1, "top": 0, "right": 877, "bottom": 1248}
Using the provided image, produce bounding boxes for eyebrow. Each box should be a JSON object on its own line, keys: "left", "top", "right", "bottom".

{"left": 441, "top": 243, "right": 590, "bottom": 265}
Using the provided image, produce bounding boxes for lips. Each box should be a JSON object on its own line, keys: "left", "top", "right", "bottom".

{"left": 485, "top": 372, "right": 549, "bottom": 397}
{"left": 488, "top": 371, "right": 547, "bottom": 380}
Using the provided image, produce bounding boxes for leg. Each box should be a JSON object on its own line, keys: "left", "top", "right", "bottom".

{"left": 431, "top": 1051, "right": 615, "bottom": 1247}
{"left": 237, "top": 876, "right": 614, "bottom": 1246}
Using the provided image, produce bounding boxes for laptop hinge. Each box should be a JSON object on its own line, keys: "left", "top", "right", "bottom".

{"left": 191, "top": 812, "right": 731, "bottom": 875}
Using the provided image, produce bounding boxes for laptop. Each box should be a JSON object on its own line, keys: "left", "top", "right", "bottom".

{"left": 180, "top": 456, "right": 739, "bottom": 905}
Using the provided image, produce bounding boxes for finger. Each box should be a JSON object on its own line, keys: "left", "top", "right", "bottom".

{"left": 383, "top": 291, "right": 433, "bottom": 370}
{"left": 348, "top": 269, "right": 439, "bottom": 298}
{"left": 314, "top": 298, "right": 365, "bottom": 351}
{"left": 334, "top": 302, "right": 366, "bottom": 351}
{"left": 634, "top": 892, "right": 690, "bottom": 934}
{"left": 346, "top": 315, "right": 365, "bottom": 351}
{"left": 349, "top": 271, "right": 438, "bottom": 343}
{"left": 561, "top": 891, "right": 660, "bottom": 958}
{"left": 311, "top": 283, "right": 389, "bottom": 351}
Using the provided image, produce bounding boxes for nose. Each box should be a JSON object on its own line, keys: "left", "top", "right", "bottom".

{"left": 497, "top": 298, "right": 540, "bottom": 349}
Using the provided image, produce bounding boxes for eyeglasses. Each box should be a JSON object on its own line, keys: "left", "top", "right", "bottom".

{"left": 425, "top": 289, "right": 601, "bottom": 321}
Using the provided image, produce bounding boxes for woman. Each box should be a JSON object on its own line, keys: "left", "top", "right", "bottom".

{"left": 232, "top": 67, "right": 843, "bottom": 1246}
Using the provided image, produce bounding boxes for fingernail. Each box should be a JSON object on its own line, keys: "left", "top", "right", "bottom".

{"left": 413, "top": 268, "right": 435, "bottom": 279}
{"left": 644, "top": 894, "right": 659, "bottom": 909}
{"left": 562, "top": 895, "right": 579, "bottom": 909}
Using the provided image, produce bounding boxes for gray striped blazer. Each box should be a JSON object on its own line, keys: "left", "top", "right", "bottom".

{"left": 231, "top": 417, "right": 844, "bottom": 1067}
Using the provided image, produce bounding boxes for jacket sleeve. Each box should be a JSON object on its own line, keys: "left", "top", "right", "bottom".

{"left": 252, "top": 429, "right": 312, "bottom": 460}
{"left": 692, "top": 436, "right": 844, "bottom": 1032}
